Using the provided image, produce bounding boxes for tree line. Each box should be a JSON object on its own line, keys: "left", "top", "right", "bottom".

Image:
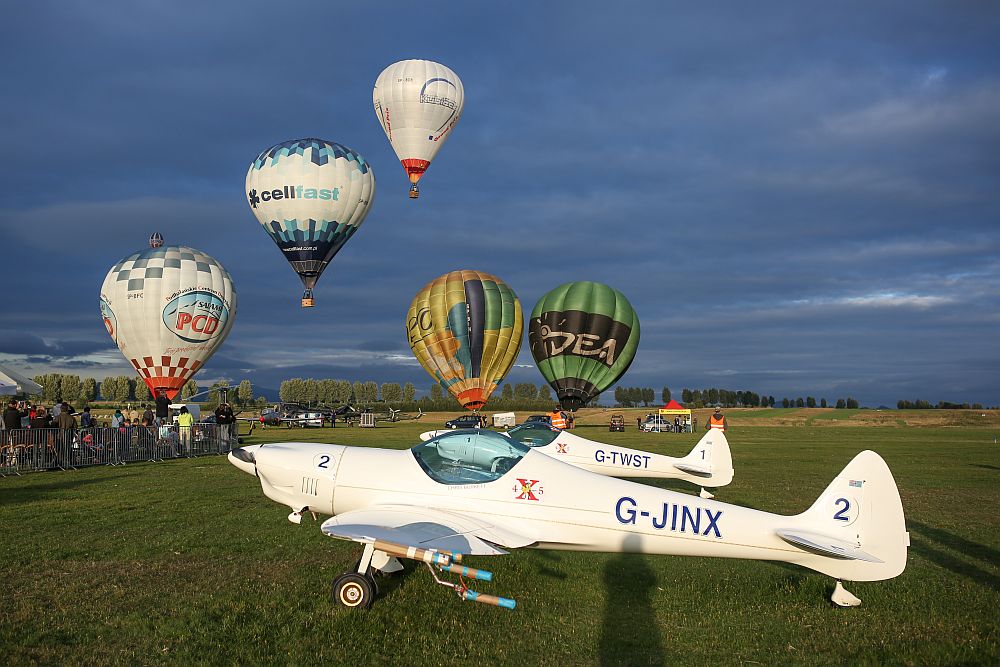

{"left": 897, "top": 399, "right": 985, "bottom": 410}
{"left": 20, "top": 373, "right": 994, "bottom": 412}
{"left": 28, "top": 373, "right": 261, "bottom": 409}
{"left": 278, "top": 378, "right": 559, "bottom": 412}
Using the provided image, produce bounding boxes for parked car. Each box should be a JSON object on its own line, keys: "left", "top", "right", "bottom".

{"left": 642, "top": 415, "right": 672, "bottom": 432}
{"left": 444, "top": 414, "right": 488, "bottom": 429}
{"left": 524, "top": 414, "right": 552, "bottom": 425}
{"left": 609, "top": 414, "right": 625, "bottom": 432}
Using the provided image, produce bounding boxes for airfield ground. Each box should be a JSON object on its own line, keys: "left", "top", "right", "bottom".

{"left": 2, "top": 410, "right": 997, "bottom": 665}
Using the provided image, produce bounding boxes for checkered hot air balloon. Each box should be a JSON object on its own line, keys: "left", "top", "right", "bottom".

{"left": 407, "top": 270, "right": 522, "bottom": 410}
{"left": 246, "top": 138, "right": 375, "bottom": 307}
{"left": 373, "top": 60, "right": 464, "bottom": 199}
{"left": 100, "top": 245, "right": 237, "bottom": 401}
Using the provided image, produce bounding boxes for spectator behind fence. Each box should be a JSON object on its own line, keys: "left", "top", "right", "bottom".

{"left": 215, "top": 402, "right": 236, "bottom": 445}
{"left": 177, "top": 406, "right": 194, "bottom": 454}
{"left": 111, "top": 409, "right": 125, "bottom": 428}
{"left": 80, "top": 406, "right": 93, "bottom": 428}
{"left": 4, "top": 400, "right": 26, "bottom": 431}
{"left": 142, "top": 405, "right": 154, "bottom": 426}
{"left": 55, "top": 404, "right": 77, "bottom": 466}
{"left": 30, "top": 408, "right": 51, "bottom": 429}
{"left": 155, "top": 390, "right": 170, "bottom": 425}
{"left": 51, "top": 400, "right": 63, "bottom": 418}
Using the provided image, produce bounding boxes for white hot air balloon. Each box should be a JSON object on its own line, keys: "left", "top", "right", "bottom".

{"left": 100, "top": 243, "right": 237, "bottom": 401}
{"left": 373, "top": 59, "right": 464, "bottom": 199}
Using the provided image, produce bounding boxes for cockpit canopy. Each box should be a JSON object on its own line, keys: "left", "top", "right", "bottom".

{"left": 412, "top": 430, "right": 530, "bottom": 484}
{"left": 505, "top": 422, "right": 562, "bottom": 448}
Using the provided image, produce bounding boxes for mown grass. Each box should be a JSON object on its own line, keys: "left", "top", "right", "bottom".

{"left": 2, "top": 420, "right": 998, "bottom": 665}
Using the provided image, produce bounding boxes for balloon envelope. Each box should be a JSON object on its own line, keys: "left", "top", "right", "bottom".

{"left": 407, "top": 270, "right": 522, "bottom": 410}
{"left": 246, "top": 138, "right": 375, "bottom": 306}
{"left": 100, "top": 245, "right": 237, "bottom": 400}
{"left": 528, "top": 282, "right": 640, "bottom": 411}
{"left": 373, "top": 59, "right": 464, "bottom": 198}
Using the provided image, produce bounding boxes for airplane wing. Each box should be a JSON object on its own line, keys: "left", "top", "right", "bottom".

{"left": 320, "top": 505, "right": 536, "bottom": 555}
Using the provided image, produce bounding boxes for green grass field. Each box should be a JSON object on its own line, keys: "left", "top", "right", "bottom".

{"left": 2, "top": 419, "right": 998, "bottom": 665}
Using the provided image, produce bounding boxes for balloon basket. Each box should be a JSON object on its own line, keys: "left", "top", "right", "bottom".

{"left": 301, "top": 290, "right": 315, "bottom": 308}
{"left": 408, "top": 184, "right": 420, "bottom": 199}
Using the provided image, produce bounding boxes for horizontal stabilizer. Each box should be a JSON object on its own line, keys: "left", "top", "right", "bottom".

{"left": 673, "top": 463, "right": 712, "bottom": 477}
{"left": 776, "top": 529, "right": 884, "bottom": 563}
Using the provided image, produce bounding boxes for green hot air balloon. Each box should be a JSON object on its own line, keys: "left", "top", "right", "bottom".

{"left": 528, "top": 282, "right": 640, "bottom": 411}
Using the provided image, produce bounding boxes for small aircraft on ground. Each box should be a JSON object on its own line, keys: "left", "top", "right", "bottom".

{"left": 229, "top": 429, "right": 908, "bottom": 610}
{"left": 421, "top": 423, "right": 733, "bottom": 492}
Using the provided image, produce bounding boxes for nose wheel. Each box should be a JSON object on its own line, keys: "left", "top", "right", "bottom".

{"left": 332, "top": 572, "right": 376, "bottom": 609}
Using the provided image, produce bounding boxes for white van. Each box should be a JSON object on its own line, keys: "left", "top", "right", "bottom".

{"left": 169, "top": 403, "right": 201, "bottom": 423}
{"left": 492, "top": 412, "right": 516, "bottom": 429}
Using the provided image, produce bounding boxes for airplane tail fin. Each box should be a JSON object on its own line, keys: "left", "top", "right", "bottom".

{"left": 776, "top": 450, "right": 908, "bottom": 581}
{"left": 672, "top": 430, "right": 734, "bottom": 487}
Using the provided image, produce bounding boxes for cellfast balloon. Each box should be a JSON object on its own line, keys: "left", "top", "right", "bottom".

{"left": 407, "top": 270, "right": 522, "bottom": 410}
{"left": 529, "top": 282, "right": 640, "bottom": 411}
{"left": 100, "top": 244, "right": 237, "bottom": 400}
{"left": 246, "top": 138, "right": 376, "bottom": 307}
{"left": 373, "top": 59, "right": 464, "bottom": 199}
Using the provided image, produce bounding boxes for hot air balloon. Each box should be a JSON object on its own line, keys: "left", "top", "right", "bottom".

{"left": 246, "top": 138, "right": 376, "bottom": 307}
{"left": 407, "top": 270, "right": 522, "bottom": 410}
{"left": 373, "top": 59, "right": 464, "bottom": 199}
{"left": 100, "top": 243, "right": 237, "bottom": 401}
{"left": 528, "top": 282, "right": 640, "bottom": 411}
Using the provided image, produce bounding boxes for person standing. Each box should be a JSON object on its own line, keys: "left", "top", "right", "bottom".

{"left": 55, "top": 402, "right": 77, "bottom": 467}
{"left": 142, "top": 404, "right": 154, "bottom": 427}
{"left": 549, "top": 406, "right": 567, "bottom": 430}
{"left": 177, "top": 406, "right": 194, "bottom": 455}
{"left": 154, "top": 390, "right": 170, "bottom": 426}
{"left": 707, "top": 407, "right": 728, "bottom": 432}
{"left": 3, "top": 400, "right": 25, "bottom": 431}
{"left": 214, "top": 402, "right": 236, "bottom": 447}
{"left": 80, "top": 406, "right": 93, "bottom": 429}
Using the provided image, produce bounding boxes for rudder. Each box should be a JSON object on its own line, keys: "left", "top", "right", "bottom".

{"left": 778, "top": 450, "right": 908, "bottom": 581}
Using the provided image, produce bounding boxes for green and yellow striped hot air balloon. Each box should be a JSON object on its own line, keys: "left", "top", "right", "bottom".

{"left": 528, "top": 282, "right": 640, "bottom": 411}
{"left": 406, "top": 270, "right": 523, "bottom": 410}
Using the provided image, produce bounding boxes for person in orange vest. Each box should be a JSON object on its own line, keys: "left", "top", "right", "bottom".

{"left": 549, "top": 406, "right": 567, "bottom": 430}
{"left": 706, "top": 407, "right": 728, "bottom": 432}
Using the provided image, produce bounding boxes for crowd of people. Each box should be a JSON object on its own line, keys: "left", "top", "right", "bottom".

{"left": 2, "top": 392, "right": 239, "bottom": 470}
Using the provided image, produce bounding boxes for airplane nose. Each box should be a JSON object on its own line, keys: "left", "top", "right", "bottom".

{"left": 229, "top": 445, "right": 260, "bottom": 475}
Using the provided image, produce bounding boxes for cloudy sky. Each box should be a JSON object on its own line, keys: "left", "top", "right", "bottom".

{"left": 2, "top": 1, "right": 997, "bottom": 407}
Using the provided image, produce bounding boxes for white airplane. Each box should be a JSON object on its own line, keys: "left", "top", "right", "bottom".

{"left": 420, "top": 423, "right": 733, "bottom": 491}
{"left": 229, "top": 429, "right": 908, "bottom": 610}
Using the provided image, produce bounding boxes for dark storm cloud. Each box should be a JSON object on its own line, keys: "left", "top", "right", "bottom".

{"left": 0, "top": 331, "right": 111, "bottom": 358}
{"left": 1, "top": 1, "right": 998, "bottom": 406}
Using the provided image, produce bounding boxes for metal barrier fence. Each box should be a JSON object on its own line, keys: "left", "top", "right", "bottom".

{"left": 0, "top": 423, "right": 238, "bottom": 475}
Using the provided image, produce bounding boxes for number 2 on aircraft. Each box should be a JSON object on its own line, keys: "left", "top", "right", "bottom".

{"left": 833, "top": 497, "right": 850, "bottom": 521}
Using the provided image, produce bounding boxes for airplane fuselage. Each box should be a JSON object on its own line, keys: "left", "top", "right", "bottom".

{"left": 237, "top": 441, "right": 903, "bottom": 581}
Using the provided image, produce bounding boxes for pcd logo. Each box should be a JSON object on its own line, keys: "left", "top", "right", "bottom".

{"left": 163, "top": 291, "right": 229, "bottom": 343}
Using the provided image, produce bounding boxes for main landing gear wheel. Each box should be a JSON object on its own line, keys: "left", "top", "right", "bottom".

{"left": 332, "top": 573, "right": 375, "bottom": 609}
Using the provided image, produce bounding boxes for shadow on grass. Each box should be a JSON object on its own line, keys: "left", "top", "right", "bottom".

{"left": 908, "top": 520, "right": 1000, "bottom": 592}
{"left": 1, "top": 472, "right": 129, "bottom": 505}
{"left": 970, "top": 464, "right": 1000, "bottom": 471}
{"left": 528, "top": 550, "right": 568, "bottom": 581}
{"left": 600, "top": 538, "right": 665, "bottom": 666}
